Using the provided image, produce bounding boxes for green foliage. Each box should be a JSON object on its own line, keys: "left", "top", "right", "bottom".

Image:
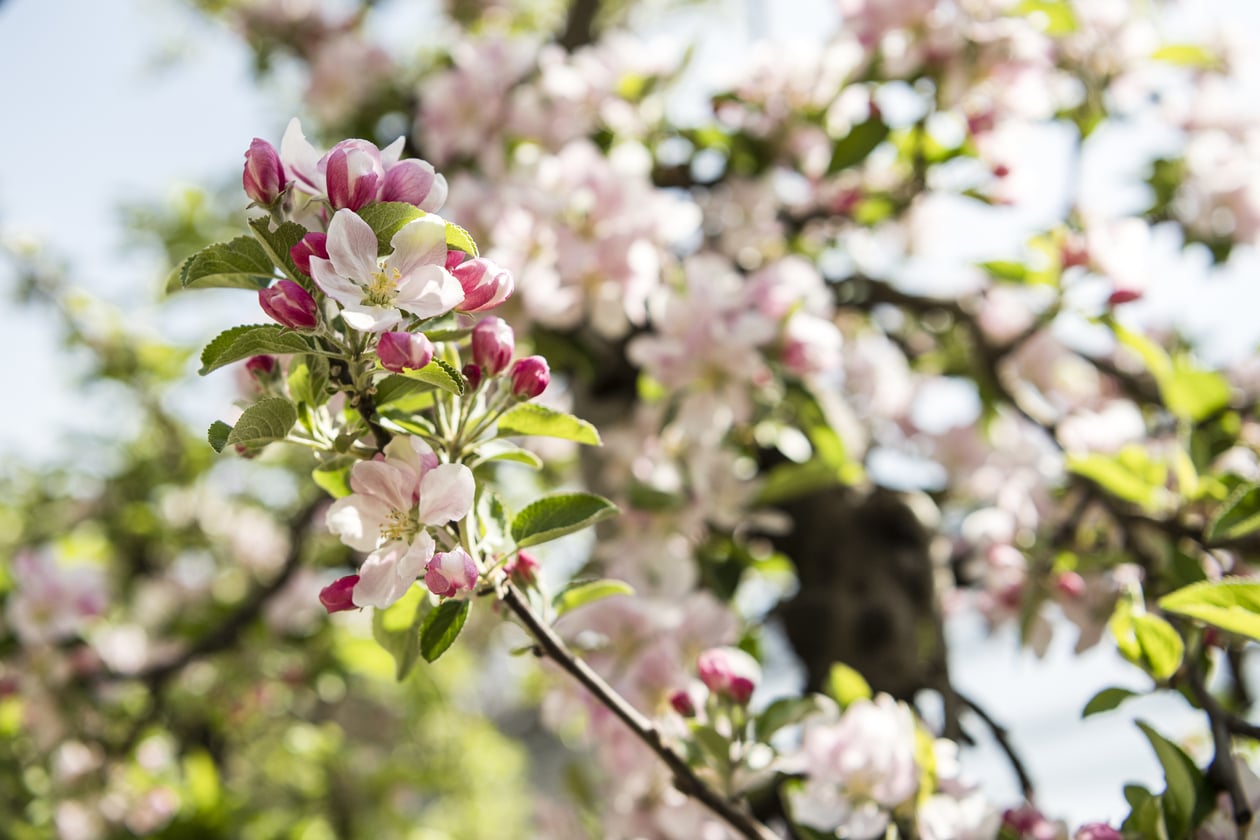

{"left": 1109, "top": 601, "right": 1184, "bottom": 681}
{"left": 372, "top": 585, "right": 431, "bottom": 679}
{"left": 396, "top": 358, "right": 466, "bottom": 395}
{"left": 1159, "top": 578, "right": 1260, "bottom": 642}
{"left": 1135, "top": 721, "right": 1213, "bottom": 838}
{"left": 552, "top": 578, "right": 634, "bottom": 617}
{"left": 510, "top": 492, "right": 619, "bottom": 548}
{"left": 1207, "top": 482, "right": 1260, "bottom": 543}
{"left": 419, "top": 599, "right": 471, "bottom": 662}
{"left": 496, "top": 403, "right": 603, "bottom": 446}
{"left": 223, "top": 397, "right": 298, "bottom": 451}
{"left": 358, "top": 202, "right": 426, "bottom": 254}
{"left": 249, "top": 217, "right": 310, "bottom": 286}
{"left": 175, "top": 235, "right": 276, "bottom": 290}
{"left": 827, "top": 117, "right": 890, "bottom": 175}
{"left": 1081, "top": 686, "right": 1139, "bottom": 718}
{"left": 199, "top": 325, "right": 313, "bottom": 375}
{"left": 1067, "top": 446, "right": 1170, "bottom": 511}
{"left": 825, "top": 662, "right": 873, "bottom": 709}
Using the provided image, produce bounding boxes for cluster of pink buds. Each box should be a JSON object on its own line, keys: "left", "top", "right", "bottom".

{"left": 467, "top": 316, "right": 550, "bottom": 398}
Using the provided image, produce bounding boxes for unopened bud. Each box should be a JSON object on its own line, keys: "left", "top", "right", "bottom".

{"left": 1075, "top": 824, "right": 1122, "bottom": 840}
{"left": 377, "top": 331, "right": 434, "bottom": 373}
{"left": 669, "top": 689, "right": 697, "bottom": 717}
{"left": 454, "top": 258, "right": 514, "bottom": 313}
{"left": 243, "top": 138, "right": 285, "bottom": 205}
{"left": 324, "top": 140, "right": 380, "bottom": 211}
{"left": 445, "top": 250, "right": 468, "bottom": 272}
{"left": 510, "top": 356, "right": 550, "bottom": 400}
{"left": 1108, "top": 288, "right": 1142, "bottom": 306}
{"left": 290, "top": 232, "right": 329, "bottom": 277}
{"left": 504, "top": 551, "right": 539, "bottom": 589}
{"left": 259, "top": 280, "right": 318, "bottom": 330}
{"left": 697, "top": 646, "right": 760, "bottom": 705}
{"left": 381, "top": 158, "right": 442, "bottom": 208}
{"left": 472, "top": 316, "right": 514, "bottom": 375}
{"left": 319, "top": 575, "right": 361, "bottom": 613}
{"left": 462, "top": 363, "right": 482, "bottom": 391}
{"left": 425, "top": 548, "right": 479, "bottom": 598}
{"left": 245, "top": 355, "right": 278, "bottom": 378}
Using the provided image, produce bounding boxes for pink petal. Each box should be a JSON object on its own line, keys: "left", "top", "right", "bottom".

{"left": 326, "top": 209, "right": 382, "bottom": 282}
{"left": 395, "top": 265, "right": 464, "bottom": 319}
{"left": 310, "top": 257, "right": 363, "bottom": 306}
{"left": 326, "top": 495, "right": 391, "bottom": 553}
{"left": 349, "top": 459, "right": 414, "bottom": 511}
{"left": 387, "top": 215, "right": 448, "bottom": 276}
{"left": 416, "top": 463, "right": 474, "bottom": 525}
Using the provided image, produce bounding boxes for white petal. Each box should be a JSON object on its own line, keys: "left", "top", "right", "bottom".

{"left": 387, "top": 215, "right": 447, "bottom": 277}
{"left": 327, "top": 209, "right": 382, "bottom": 282}
{"left": 326, "top": 496, "right": 389, "bottom": 552}
{"left": 311, "top": 257, "right": 362, "bottom": 306}
{"left": 341, "top": 304, "right": 401, "bottom": 333}
{"left": 349, "top": 460, "right": 413, "bottom": 511}
{"left": 280, "top": 117, "right": 323, "bottom": 192}
{"left": 419, "top": 173, "right": 448, "bottom": 213}
{"left": 380, "top": 136, "right": 406, "bottom": 167}
{"left": 395, "top": 265, "right": 464, "bottom": 319}
{"left": 397, "top": 531, "right": 435, "bottom": 582}
{"left": 416, "top": 463, "right": 475, "bottom": 524}
{"left": 352, "top": 547, "right": 404, "bottom": 608}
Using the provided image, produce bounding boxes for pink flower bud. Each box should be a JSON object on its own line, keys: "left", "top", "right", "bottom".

{"left": 319, "top": 575, "right": 361, "bottom": 613}
{"left": 1107, "top": 288, "right": 1142, "bottom": 306}
{"left": 290, "top": 232, "right": 329, "bottom": 277}
{"left": 1075, "top": 825, "right": 1122, "bottom": 840}
{"left": 1003, "top": 805, "right": 1060, "bottom": 840}
{"left": 462, "top": 363, "right": 482, "bottom": 391}
{"left": 504, "top": 551, "right": 539, "bottom": 589}
{"left": 472, "top": 316, "right": 514, "bottom": 375}
{"left": 425, "top": 548, "right": 479, "bottom": 598}
{"left": 697, "top": 647, "right": 760, "bottom": 705}
{"left": 510, "top": 356, "right": 550, "bottom": 400}
{"left": 259, "top": 280, "right": 319, "bottom": 330}
{"left": 445, "top": 250, "right": 467, "bottom": 272}
{"left": 381, "top": 158, "right": 440, "bottom": 207}
{"left": 1055, "top": 570, "right": 1086, "bottom": 600}
{"left": 245, "top": 355, "right": 278, "bottom": 378}
{"left": 377, "top": 331, "right": 434, "bottom": 372}
{"left": 324, "top": 140, "right": 381, "bottom": 211}
{"left": 454, "top": 258, "right": 514, "bottom": 313}
{"left": 243, "top": 138, "right": 286, "bottom": 205}
{"left": 669, "top": 689, "right": 697, "bottom": 717}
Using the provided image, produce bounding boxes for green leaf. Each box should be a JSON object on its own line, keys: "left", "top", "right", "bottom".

{"left": 445, "top": 221, "right": 479, "bottom": 257}
{"left": 207, "top": 421, "right": 232, "bottom": 454}
{"left": 1159, "top": 578, "right": 1260, "bottom": 642}
{"left": 419, "top": 599, "right": 471, "bottom": 662}
{"left": 1136, "top": 720, "right": 1212, "bottom": 838}
{"left": 1082, "top": 686, "right": 1138, "bottom": 718}
{"left": 312, "top": 457, "right": 355, "bottom": 498}
{"left": 496, "top": 403, "right": 602, "bottom": 446}
{"left": 475, "top": 441, "right": 544, "bottom": 470}
{"left": 1206, "top": 482, "right": 1260, "bottom": 543}
{"left": 199, "top": 325, "right": 313, "bottom": 375}
{"left": 357, "top": 202, "right": 424, "bottom": 255}
{"left": 1152, "top": 44, "right": 1220, "bottom": 70}
{"left": 1110, "top": 601, "right": 1184, "bottom": 681}
{"left": 688, "top": 722, "right": 731, "bottom": 770}
{"left": 398, "top": 358, "right": 465, "bottom": 395}
{"left": 1163, "top": 366, "right": 1230, "bottom": 423}
{"left": 825, "top": 662, "right": 872, "bottom": 709}
{"left": 827, "top": 117, "right": 889, "bottom": 174}
{"left": 1067, "top": 446, "right": 1169, "bottom": 510}
{"left": 1017, "top": 0, "right": 1077, "bottom": 34}
{"left": 224, "top": 398, "right": 298, "bottom": 450}
{"left": 754, "top": 696, "right": 825, "bottom": 742}
{"left": 248, "top": 218, "right": 310, "bottom": 288}
{"left": 510, "top": 493, "right": 618, "bottom": 549}
{"left": 288, "top": 354, "right": 330, "bottom": 407}
{"left": 371, "top": 586, "right": 428, "bottom": 680}
{"left": 978, "top": 260, "right": 1029, "bottom": 283}
{"left": 374, "top": 375, "right": 437, "bottom": 413}
{"left": 179, "top": 236, "right": 276, "bottom": 290}
{"left": 552, "top": 579, "right": 634, "bottom": 617}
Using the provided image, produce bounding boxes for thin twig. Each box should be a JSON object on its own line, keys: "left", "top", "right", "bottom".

{"left": 954, "top": 688, "right": 1036, "bottom": 802}
{"left": 1185, "top": 648, "right": 1254, "bottom": 831}
{"left": 498, "top": 584, "right": 780, "bottom": 840}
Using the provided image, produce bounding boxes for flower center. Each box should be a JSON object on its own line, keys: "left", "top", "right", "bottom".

{"left": 364, "top": 265, "right": 402, "bottom": 307}
{"left": 380, "top": 507, "right": 419, "bottom": 543}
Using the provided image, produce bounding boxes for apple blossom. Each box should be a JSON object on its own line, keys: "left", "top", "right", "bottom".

{"left": 504, "top": 550, "right": 540, "bottom": 589}
{"left": 696, "top": 646, "right": 760, "bottom": 705}
{"left": 290, "top": 232, "right": 329, "bottom": 277}
{"left": 509, "top": 356, "right": 550, "bottom": 400}
{"left": 319, "top": 575, "right": 360, "bottom": 613}
{"left": 311, "top": 208, "right": 463, "bottom": 332}
{"left": 243, "top": 138, "right": 286, "bottom": 205}
{"left": 258, "top": 280, "right": 318, "bottom": 330}
{"left": 453, "top": 257, "right": 514, "bottom": 313}
{"left": 325, "top": 437, "right": 474, "bottom": 608}
{"left": 425, "top": 548, "right": 479, "bottom": 598}
{"left": 471, "top": 316, "right": 514, "bottom": 375}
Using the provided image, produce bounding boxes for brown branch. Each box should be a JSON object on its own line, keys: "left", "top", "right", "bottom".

{"left": 1185, "top": 648, "right": 1254, "bottom": 831}
{"left": 498, "top": 584, "right": 780, "bottom": 840}
{"left": 558, "top": 0, "right": 600, "bottom": 52}
{"left": 954, "top": 688, "right": 1036, "bottom": 802}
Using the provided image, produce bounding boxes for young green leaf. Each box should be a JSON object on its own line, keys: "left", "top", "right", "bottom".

{"left": 825, "top": 662, "right": 873, "bottom": 709}
{"left": 510, "top": 493, "right": 618, "bottom": 549}
{"left": 419, "top": 599, "right": 471, "bottom": 662}
{"left": 1207, "top": 482, "right": 1260, "bottom": 543}
{"left": 288, "top": 354, "right": 330, "bottom": 407}
{"left": 1066, "top": 446, "right": 1169, "bottom": 511}
{"left": 1135, "top": 720, "right": 1212, "bottom": 838}
{"left": 199, "top": 325, "right": 313, "bottom": 375}
{"left": 207, "top": 420, "right": 232, "bottom": 453}
{"left": 248, "top": 218, "right": 310, "bottom": 287}
{"left": 552, "top": 579, "right": 634, "bottom": 617}
{"left": 371, "top": 586, "right": 428, "bottom": 681}
{"left": 445, "top": 221, "right": 479, "bottom": 257}
{"left": 180, "top": 236, "right": 276, "bottom": 290}
{"left": 357, "top": 202, "right": 425, "bottom": 255}
{"left": 1110, "top": 602, "right": 1184, "bottom": 681}
{"left": 312, "top": 457, "right": 355, "bottom": 499}
{"left": 224, "top": 398, "right": 298, "bottom": 450}
{"left": 1082, "top": 686, "right": 1139, "bottom": 718}
{"left": 496, "top": 403, "right": 602, "bottom": 446}
{"left": 1159, "top": 578, "right": 1260, "bottom": 642}
{"left": 827, "top": 117, "right": 890, "bottom": 174}
{"left": 398, "top": 358, "right": 465, "bottom": 395}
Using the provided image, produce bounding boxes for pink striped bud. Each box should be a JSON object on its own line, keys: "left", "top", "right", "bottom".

{"left": 472, "top": 316, "right": 514, "bottom": 375}
{"left": 697, "top": 647, "right": 760, "bottom": 705}
{"left": 381, "top": 158, "right": 440, "bottom": 207}
{"left": 454, "top": 258, "right": 514, "bottom": 313}
{"left": 377, "top": 331, "right": 434, "bottom": 372}
{"left": 290, "top": 232, "right": 329, "bottom": 277}
{"left": 445, "top": 250, "right": 467, "bottom": 272}
{"left": 425, "top": 548, "right": 478, "bottom": 598}
{"left": 245, "top": 355, "right": 278, "bottom": 378}
{"left": 243, "top": 138, "right": 286, "bottom": 205}
{"left": 319, "top": 575, "right": 360, "bottom": 613}
{"left": 669, "top": 689, "right": 697, "bottom": 717}
{"left": 462, "top": 363, "right": 482, "bottom": 391}
{"left": 259, "top": 280, "right": 318, "bottom": 330}
{"left": 1074, "top": 825, "right": 1122, "bottom": 840}
{"left": 509, "top": 356, "right": 550, "bottom": 400}
{"left": 324, "top": 140, "right": 381, "bottom": 211}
